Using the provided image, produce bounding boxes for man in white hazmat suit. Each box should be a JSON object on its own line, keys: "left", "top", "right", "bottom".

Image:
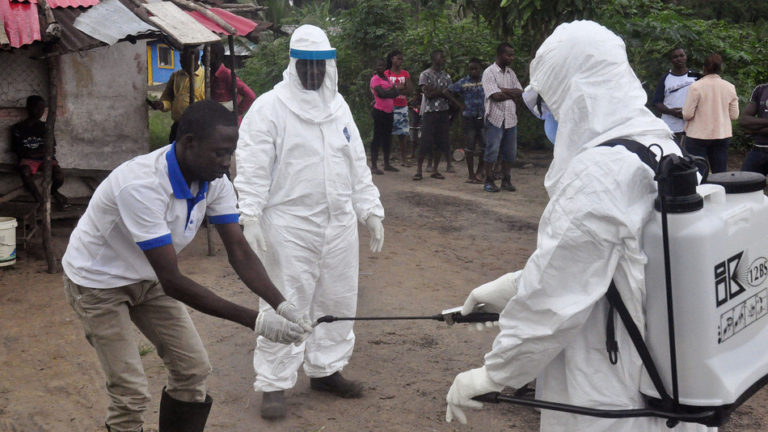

{"left": 444, "top": 21, "right": 716, "bottom": 432}
{"left": 234, "top": 25, "right": 385, "bottom": 420}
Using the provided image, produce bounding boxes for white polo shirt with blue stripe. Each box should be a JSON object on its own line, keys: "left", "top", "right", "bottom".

{"left": 62, "top": 143, "right": 239, "bottom": 288}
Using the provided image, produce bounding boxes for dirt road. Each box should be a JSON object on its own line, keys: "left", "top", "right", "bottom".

{"left": 1, "top": 150, "right": 765, "bottom": 431}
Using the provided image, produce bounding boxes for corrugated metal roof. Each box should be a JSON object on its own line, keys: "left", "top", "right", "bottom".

{"left": 47, "top": 0, "right": 99, "bottom": 9}
{"left": 73, "top": 0, "right": 156, "bottom": 45}
{"left": 0, "top": 0, "right": 42, "bottom": 48}
{"left": 186, "top": 7, "right": 256, "bottom": 36}
{"left": 50, "top": 6, "right": 105, "bottom": 52}
{"left": 144, "top": 1, "right": 219, "bottom": 46}
{"left": 223, "top": 36, "right": 256, "bottom": 56}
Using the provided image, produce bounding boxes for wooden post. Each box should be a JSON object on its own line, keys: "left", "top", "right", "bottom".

{"left": 228, "top": 35, "right": 239, "bottom": 121}
{"left": 204, "top": 44, "right": 211, "bottom": 100}
{"left": 203, "top": 44, "right": 215, "bottom": 257}
{"left": 187, "top": 48, "right": 195, "bottom": 108}
{"left": 169, "top": 0, "right": 236, "bottom": 35}
{"left": 43, "top": 56, "right": 59, "bottom": 273}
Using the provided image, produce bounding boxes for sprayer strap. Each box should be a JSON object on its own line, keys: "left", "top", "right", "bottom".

{"left": 598, "top": 139, "right": 659, "bottom": 172}
{"left": 606, "top": 304, "right": 618, "bottom": 365}
{"left": 605, "top": 281, "right": 673, "bottom": 406}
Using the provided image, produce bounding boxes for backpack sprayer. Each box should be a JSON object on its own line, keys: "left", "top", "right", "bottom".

{"left": 319, "top": 141, "right": 768, "bottom": 428}
{"left": 473, "top": 142, "right": 768, "bottom": 428}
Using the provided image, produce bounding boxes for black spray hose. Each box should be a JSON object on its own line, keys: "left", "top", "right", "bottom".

{"left": 472, "top": 392, "right": 717, "bottom": 424}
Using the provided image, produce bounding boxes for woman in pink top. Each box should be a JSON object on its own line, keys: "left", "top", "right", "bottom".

{"left": 682, "top": 53, "right": 739, "bottom": 174}
{"left": 370, "top": 58, "right": 400, "bottom": 174}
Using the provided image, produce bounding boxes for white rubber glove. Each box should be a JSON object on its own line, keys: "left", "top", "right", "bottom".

{"left": 462, "top": 271, "right": 520, "bottom": 330}
{"left": 365, "top": 215, "right": 384, "bottom": 253}
{"left": 462, "top": 271, "right": 520, "bottom": 315}
{"left": 446, "top": 366, "right": 504, "bottom": 424}
{"left": 254, "top": 310, "right": 309, "bottom": 345}
{"left": 242, "top": 219, "right": 267, "bottom": 253}
{"left": 276, "top": 301, "right": 313, "bottom": 333}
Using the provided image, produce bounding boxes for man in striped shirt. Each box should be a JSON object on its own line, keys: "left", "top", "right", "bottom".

{"left": 481, "top": 42, "right": 523, "bottom": 192}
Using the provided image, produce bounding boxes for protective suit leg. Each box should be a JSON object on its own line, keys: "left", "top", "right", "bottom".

{"left": 252, "top": 214, "right": 323, "bottom": 392}
{"left": 304, "top": 220, "right": 358, "bottom": 377}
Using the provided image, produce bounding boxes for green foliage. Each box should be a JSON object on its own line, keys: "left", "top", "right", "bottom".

{"left": 241, "top": 1, "right": 502, "bottom": 145}
{"left": 259, "top": 0, "right": 292, "bottom": 29}
{"left": 239, "top": 35, "right": 290, "bottom": 97}
{"left": 239, "top": 0, "right": 768, "bottom": 151}
{"left": 148, "top": 110, "right": 172, "bottom": 151}
{"left": 672, "top": 0, "right": 768, "bottom": 24}
{"left": 596, "top": 0, "right": 768, "bottom": 149}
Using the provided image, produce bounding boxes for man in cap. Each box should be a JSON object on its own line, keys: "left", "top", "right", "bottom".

{"left": 444, "top": 21, "right": 714, "bottom": 432}
{"left": 235, "top": 25, "right": 385, "bottom": 420}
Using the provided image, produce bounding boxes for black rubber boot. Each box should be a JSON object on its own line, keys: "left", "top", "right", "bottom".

{"left": 260, "top": 390, "right": 287, "bottom": 420}
{"left": 310, "top": 372, "right": 364, "bottom": 398}
{"left": 501, "top": 175, "right": 516, "bottom": 191}
{"left": 105, "top": 424, "right": 142, "bottom": 432}
{"left": 158, "top": 387, "right": 213, "bottom": 432}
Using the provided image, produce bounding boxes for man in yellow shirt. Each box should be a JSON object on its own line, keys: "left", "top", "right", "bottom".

{"left": 151, "top": 46, "right": 206, "bottom": 143}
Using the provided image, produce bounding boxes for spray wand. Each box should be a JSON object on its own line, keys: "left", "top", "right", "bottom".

{"left": 315, "top": 306, "right": 498, "bottom": 326}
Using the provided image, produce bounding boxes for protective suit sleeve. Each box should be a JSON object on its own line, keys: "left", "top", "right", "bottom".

{"left": 483, "top": 152, "right": 651, "bottom": 388}
{"left": 234, "top": 97, "right": 278, "bottom": 221}
{"left": 343, "top": 104, "right": 385, "bottom": 223}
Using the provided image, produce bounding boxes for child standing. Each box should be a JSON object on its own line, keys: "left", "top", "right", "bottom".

{"left": 385, "top": 50, "right": 413, "bottom": 167}
{"left": 448, "top": 58, "right": 486, "bottom": 183}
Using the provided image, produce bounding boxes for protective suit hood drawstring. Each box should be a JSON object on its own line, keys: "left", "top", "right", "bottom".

{"left": 273, "top": 24, "right": 345, "bottom": 124}
{"left": 528, "top": 20, "right": 678, "bottom": 196}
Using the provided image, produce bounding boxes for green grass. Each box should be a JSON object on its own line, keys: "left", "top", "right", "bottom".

{"left": 149, "top": 110, "right": 173, "bottom": 151}
{"left": 138, "top": 342, "right": 155, "bottom": 357}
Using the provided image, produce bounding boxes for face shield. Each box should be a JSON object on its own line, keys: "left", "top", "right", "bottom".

{"left": 290, "top": 47, "right": 335, "bottom": 91}
{"left": 274, "top": 25, "right": 343, "bottom": 123}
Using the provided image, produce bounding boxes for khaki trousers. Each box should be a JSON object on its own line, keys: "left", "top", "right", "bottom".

{"left": 64, "top": 277, "right": 211, "bottom": 432}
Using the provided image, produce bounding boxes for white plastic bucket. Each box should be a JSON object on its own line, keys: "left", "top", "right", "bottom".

{"left": 0, "top": 217, "right": 18, "bottom": 267}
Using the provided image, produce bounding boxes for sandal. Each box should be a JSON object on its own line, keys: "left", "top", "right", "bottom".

{"left": 430, "top": 172, "right": 445, "bottom": 179}
{"left": 465, "top": 178, "right": 483, "bottom": 184}
{"left": 412, "top": 173, "right": 423, "bottom": 181}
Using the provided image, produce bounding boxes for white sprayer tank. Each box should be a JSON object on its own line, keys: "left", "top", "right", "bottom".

{"left": 641, "top": 171, "right": 768, "bottom": 406}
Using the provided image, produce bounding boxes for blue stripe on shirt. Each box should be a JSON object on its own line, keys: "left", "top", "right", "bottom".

{"left": 208, "top": 214, "right": 239, "bottom": 225}
{"left": 137, "top": 233, "right": 172, "bottom": 251}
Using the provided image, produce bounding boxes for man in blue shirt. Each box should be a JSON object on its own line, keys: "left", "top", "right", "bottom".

{"left": 449, "top": 58, "right": 486, "bottom": 183}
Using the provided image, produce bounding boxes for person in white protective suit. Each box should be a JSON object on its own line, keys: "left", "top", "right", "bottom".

{"left": 234, "top": 25, "right": 385, "bottom": 420}
{"left": 444, "top": 21, "right": 717, "bottom": 432}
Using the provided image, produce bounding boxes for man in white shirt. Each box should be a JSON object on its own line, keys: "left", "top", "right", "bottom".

{"left": 652, "top": 48, "right": 701, "bottom": 146}
{"left": 482, "top": 42, "right": 523, "bottom": 193}
{"left": 62, "top": 101, "right": 312, "bottom": 432}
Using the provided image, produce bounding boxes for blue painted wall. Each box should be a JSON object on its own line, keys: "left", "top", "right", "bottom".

{"left": 147, "top": 41, "right": 182, "bottom": 85}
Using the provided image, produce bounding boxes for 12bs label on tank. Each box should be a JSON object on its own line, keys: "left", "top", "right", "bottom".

{"left": 716, "top": 251, "right": 768, "bottom": 344}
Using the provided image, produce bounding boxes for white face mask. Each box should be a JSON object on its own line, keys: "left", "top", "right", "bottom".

{"left": 522, "top": 87, "right": 558, "bottom": 145}
{"left": 542, "top": 111, "right": 558, "bottom": 145}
